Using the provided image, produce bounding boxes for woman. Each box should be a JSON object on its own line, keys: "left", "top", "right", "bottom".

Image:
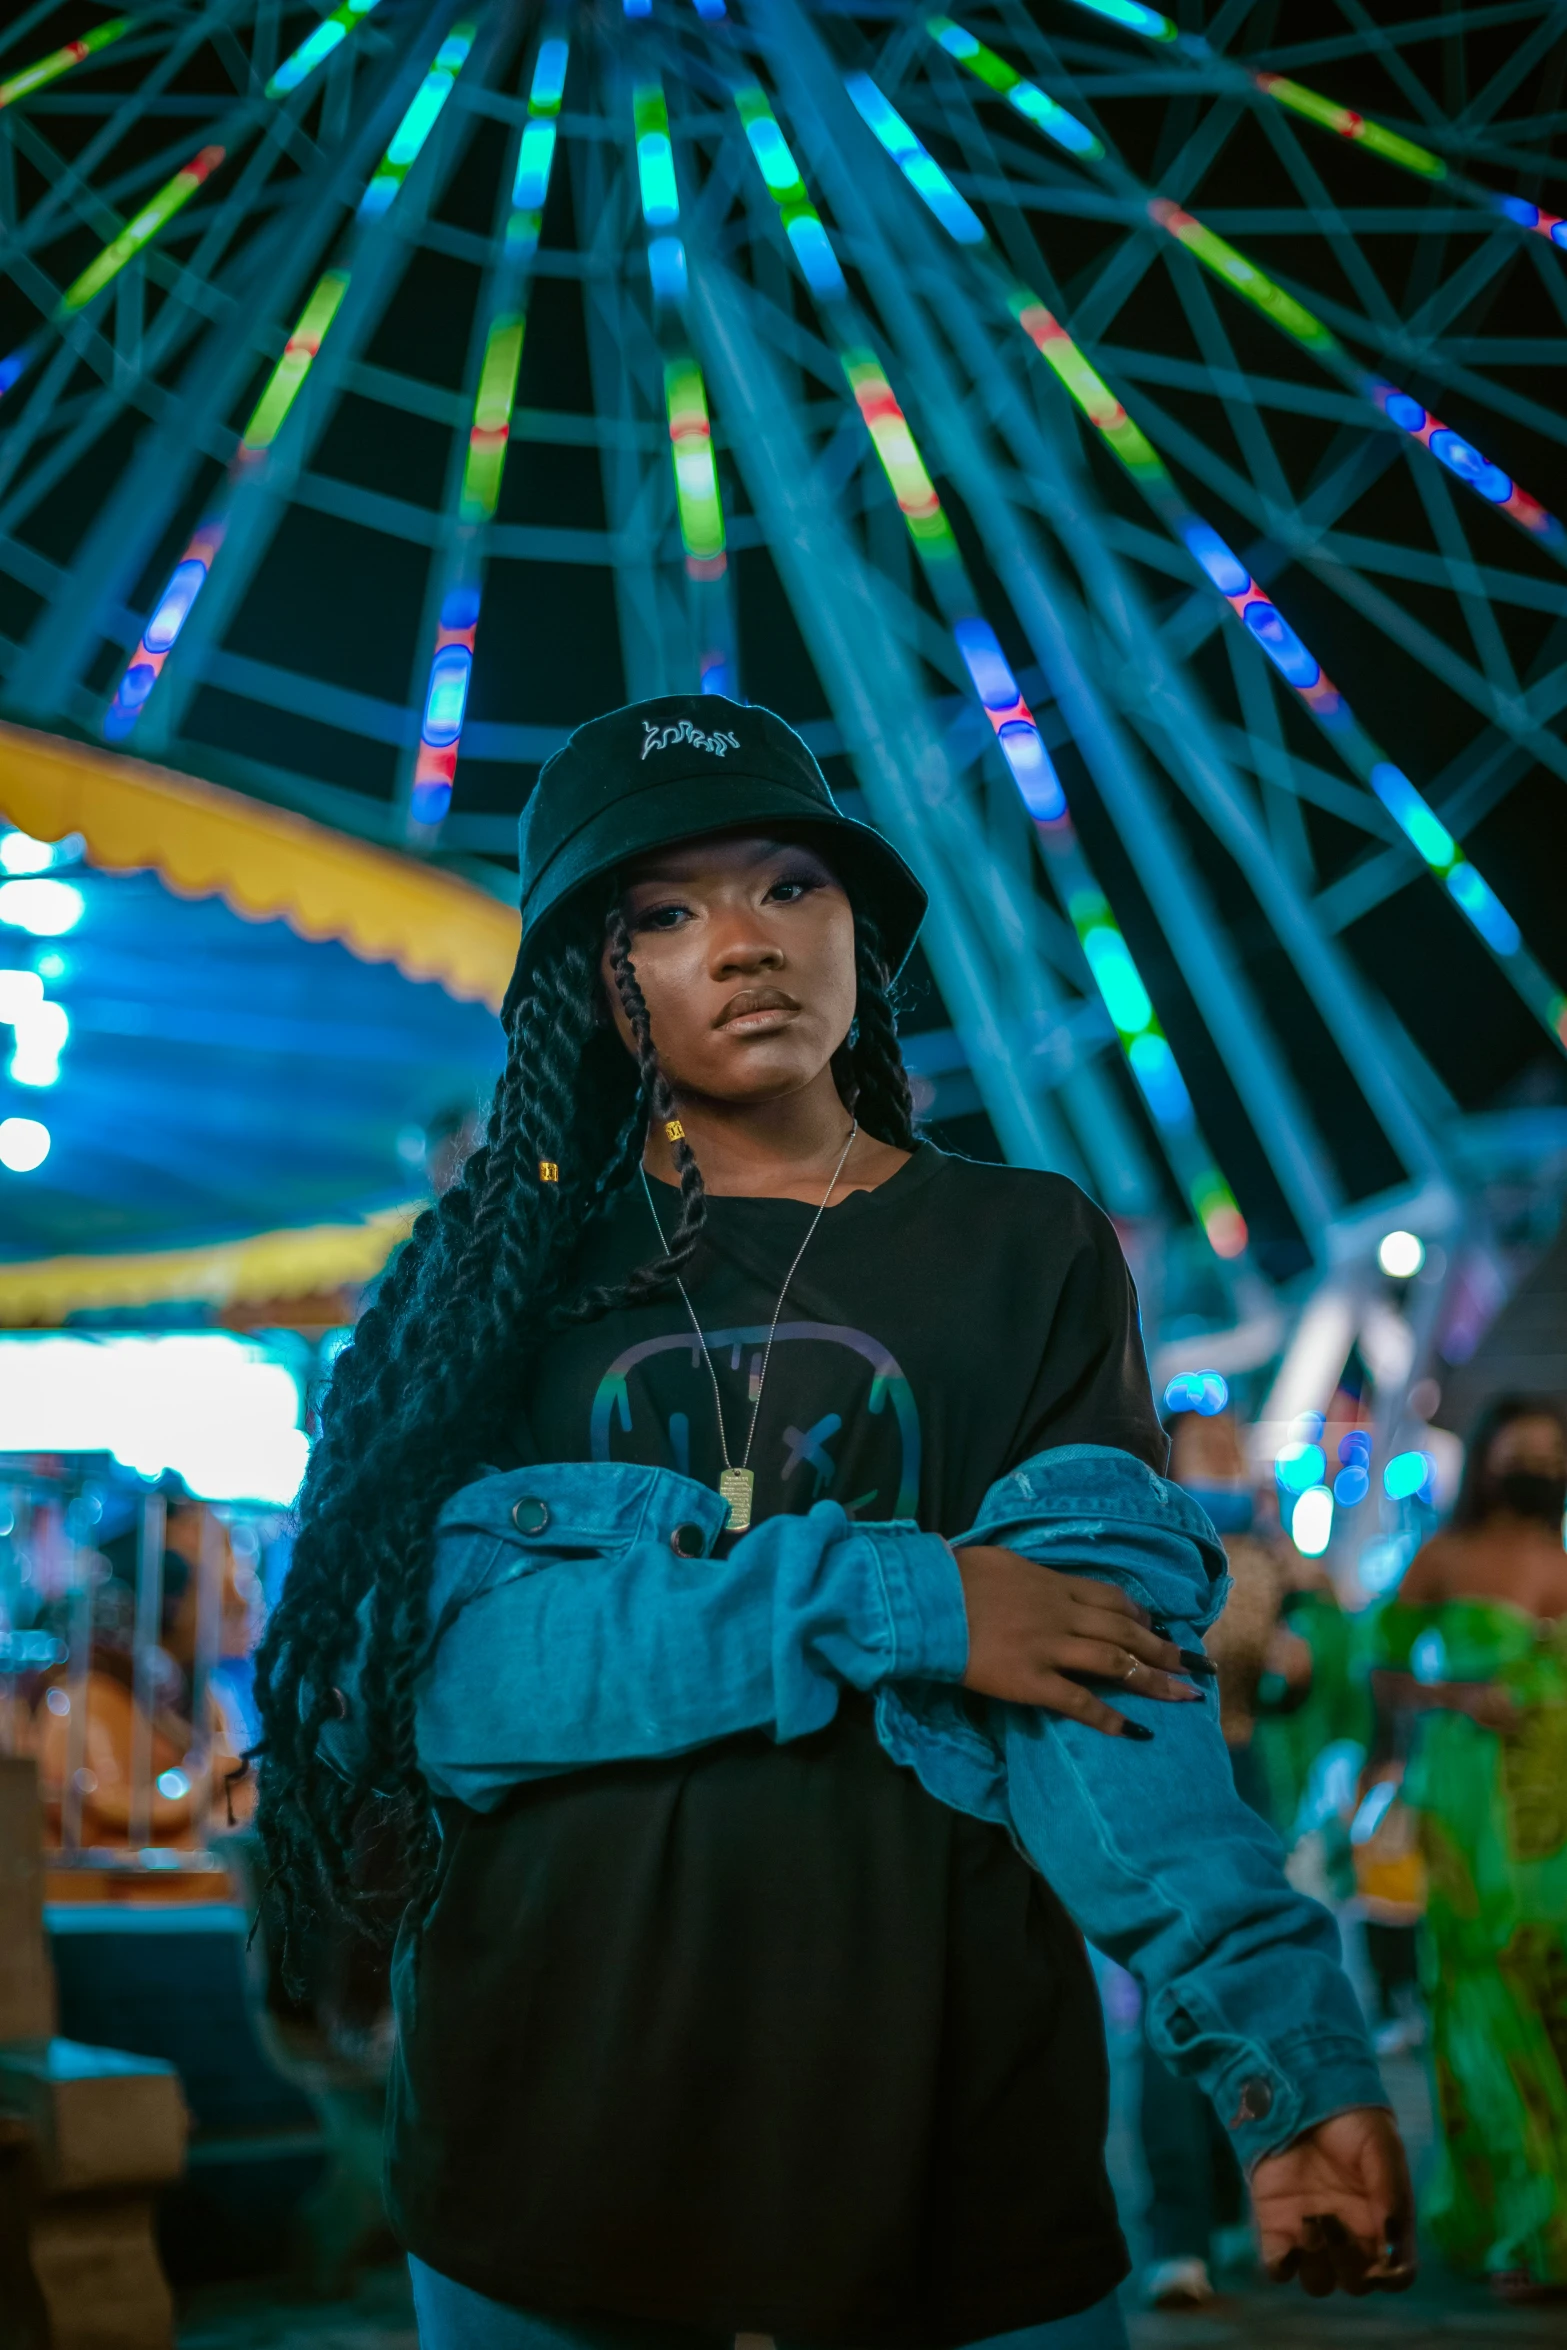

{"left": 256, "top": 696, "right": 1411, "bottom": 2350}
{"left": 1371, "top": 1394, "right": 1567, "bottom": 2296}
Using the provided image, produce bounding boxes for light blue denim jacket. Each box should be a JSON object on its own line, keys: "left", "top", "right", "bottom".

{"left": 326, "top": 1443, "right": 1385, "bottom": 2170}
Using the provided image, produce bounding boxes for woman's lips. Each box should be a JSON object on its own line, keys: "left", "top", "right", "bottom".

{"left": 716, "top": 990, "right": 799, "bottom": 1032}
{"left": 720, "top": 1005, "right": 798, "bottom": 1034}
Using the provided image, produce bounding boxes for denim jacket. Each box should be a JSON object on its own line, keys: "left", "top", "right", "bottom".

{"left": 325, "top": 1443, "right": 1385, "bottom": 2171}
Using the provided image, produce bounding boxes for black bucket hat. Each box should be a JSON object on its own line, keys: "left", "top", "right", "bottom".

{"left": 510, "top": 693, "right": 927, "bottom": 989}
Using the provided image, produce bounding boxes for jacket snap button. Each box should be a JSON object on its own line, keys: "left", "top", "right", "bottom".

{"left": 1230, "top": 2075, "right": 1274, "bottom": 2125}
{"left": 670, "top": 1522, "right": 707, "bottom": 1559}
{"left": 511, "top": 1497, "right": 550, "bottom": 1535}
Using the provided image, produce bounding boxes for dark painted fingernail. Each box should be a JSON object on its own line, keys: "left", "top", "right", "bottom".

{"left": 1180, "top": 1649, "right": 1217, "bottom": 1678}
{"left": 1120, "top": 1720, "right": 1155, "bottom": 1741}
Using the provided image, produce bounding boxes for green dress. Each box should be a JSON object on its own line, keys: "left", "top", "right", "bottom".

{"left": 1374, "top": 1599, "right": 1567, "bottom": 2281}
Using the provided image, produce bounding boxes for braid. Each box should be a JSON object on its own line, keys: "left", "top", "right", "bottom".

{"left": 563, "top": 905, "right": 709, "bottom": 1318}
{"left": 251, "top": 894, "right": 654, "bottom": 1973}
{"left": 839, "top": 909, "right": 918, "bottom": 1150}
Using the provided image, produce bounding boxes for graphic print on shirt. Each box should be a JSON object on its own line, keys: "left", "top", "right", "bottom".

{"left": 589, "top": 1320, "right": 921, "bottom": 1519}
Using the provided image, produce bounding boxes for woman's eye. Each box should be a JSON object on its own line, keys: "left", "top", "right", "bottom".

{"left": 634, "top": 901, "right": 690, "bottom": 931}
{"left": 767, "top": 873, "right": 821, "bottom": 904}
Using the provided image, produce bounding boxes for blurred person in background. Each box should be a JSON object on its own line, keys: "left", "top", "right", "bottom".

{"left": 1137, "top": 1402, "right": 1317, "bottom": 2311}
{"left": 30, "top": 1497, "right": 256, "bottom": 1844}
{"left": 1371, "top": 1393, "right": 1567, "bottom": 2300}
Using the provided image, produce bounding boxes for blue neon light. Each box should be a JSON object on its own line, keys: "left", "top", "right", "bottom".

{"left": 1369, "top": 763, "right": 1455, "bottom": 866}
{"left": 1129, "top": 1031, "right": 1193, "bottom": 1127}
{"left": 954, "top": 614, "right": 1020, "bottom": 709}
{"left": 1180, "top": 517, "right": 1250, "bottom": 596}
{"left": 1241, "top": 598, "right": 1321, "bottom": 688}
{"left": 998, "top": 722, "right": 1066, "bottom": 819}
{"left": 647, "top": 234, "right": 688, "bottom": 303}
{"left": 637, "top": 131, "right": 679, "bottom": 227}
{"left": 844, "top": 73, "right": 986, "bottom": 245}
{"left": 786, "top": 215, "right": 846, "bottom": 298}
{"left": 513, "top": 120, "right": 557, "bottom": 212}
{"left": 1428, "top": 429, "right": 1511, "bottom": 503}
{"left": 530, "top": 38, "right": 568, "bottom": 109}
{"left": 422, "top": 646, "right": 472, "bottom": 747}
{"left": 1007, "top": 81, "right": 1102, "bottom": 157}
{"left": 1446, "top": 863, "right": 1521, "bottom": 955}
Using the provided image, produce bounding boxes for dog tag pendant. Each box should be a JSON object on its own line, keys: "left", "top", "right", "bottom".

{"left": 719, "top": 1467, "right": 755, "bottom": 1532}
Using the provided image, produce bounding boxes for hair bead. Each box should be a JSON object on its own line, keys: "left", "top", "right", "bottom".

{"left": 538, "top": 1159, "right": 559, "bottom": 1183}
{"left": 664, "top": 1119, "right": 685, "bottom": 1143}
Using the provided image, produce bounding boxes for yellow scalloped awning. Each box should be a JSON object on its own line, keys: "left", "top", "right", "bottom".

{"left": 0, "top": 720, "right": 519, "bottom": 1009}
{"left": 0, "top": 1207, "right": 418, "bottom": 1327}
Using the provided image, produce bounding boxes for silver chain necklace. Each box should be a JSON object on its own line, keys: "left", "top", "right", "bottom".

{"left": 639, "top": 1119, "right": 859, "bottom": 1532}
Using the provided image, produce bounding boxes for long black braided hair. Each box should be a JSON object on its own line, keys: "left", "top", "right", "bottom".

{"left": 251, "top": 869, "right": 916, "bottom": 1964}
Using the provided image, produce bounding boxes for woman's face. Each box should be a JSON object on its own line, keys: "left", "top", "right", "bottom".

{"left": 603, "top": 832, "right": 856, "bottom": 1107}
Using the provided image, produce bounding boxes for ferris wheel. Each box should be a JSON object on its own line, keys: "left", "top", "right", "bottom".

{"left": 0, "top": 0, "right": 1563, "bottom": 1409}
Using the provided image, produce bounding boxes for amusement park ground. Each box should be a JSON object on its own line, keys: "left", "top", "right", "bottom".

{"left": 174, "top": 2053, "right": 1567, "bottom": 2350}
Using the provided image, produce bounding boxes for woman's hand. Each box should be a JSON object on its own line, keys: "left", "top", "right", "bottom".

{"left": 954, "top": 1544, "right": 1208, "bottom": 1734}
{"left": 1252, "top": 2108, "right": 1415, "bottom": 2296}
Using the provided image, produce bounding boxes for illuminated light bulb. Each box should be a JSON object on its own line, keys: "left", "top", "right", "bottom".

{"left": 10, "top": 998, "right": 67, "bottom": 1086}
{"left": 1411, "top": 1627, "right": 1447, "bottom": 1682}
{"left": 1377, "top": 1228, "right": 1425, "bottom": 1278}
{"left": 530, "top": 38, "right": 569, "bottom": 111}
{"left": 1240, "top": 598, "right": 1321, "bottom": 688}
{"left": 1180, "top": 519, "right": 1250, "bottom": 597}
{"left": 647, "top": 235, "right": 688, "bottom": 304}
{"left": 1383, "top": 1450, "right": 1433, "bottom": 1500}
{"left": 1128, "top": 1031, "right": 1192, "bottom": 1127}
{"left": 143, "top": 557, "right": 209, "bottom": 654}
{"left": 0, "top": 879, "right": 83, "bottom": 936}
{"left": 1291, "top": 1484, "right": 1334, "bottom": 1556}
{"left": 1058, "top": 0, "right": 1176, "bottom": 33}
{"left": 785, "top": 216, "right": 845, "bottom": 298}
{"left": 1080, "top": 925, "right": 1153, "bottom": 1037}
{"left": 953, "top": 614, "right": 1021, "bottom": 710}
{"left": 1444, "top": 864, "right": 1520, "bottom": 956}
{"left": 421, "top": 645, "right": 472, "bottom": 748}
{"left": 0, "top": 1116, "right": 50, "bottom": 1172}
{"left": 157, "top": 1769, "right": 189, "bottom": 1800}
{"left": 0, "top": 831, "right": 53, "bottom": 875}
{"left": 59, "top": 144, "right": 225, "bottom": 314}
{"left": 1333, "top": 1465, "right": 1370, "bottom": 1507}
{"left": 1428, "top": 430, "right": 1511, "bottom": 504}
{"left": 1163, "top": 1369, "right": 1229, "bottom": 1415}
{"left": 1276, "top": 1441, "right": 1327, "bottom": 1494}
{"left": 1369, "top": 764, "right": 1455, "bottom": 869}
{"left": 0, "top": 18, "right": 131, "bottom": 111}
{"left": 265, "top": 0, "right": 383, "bottom": 99}
{"left": 0, "top": 970, "right": 44, "bottom": 1019}
{"left": 998, "top": 723, "right": 1066, "bottom": 820}
{"left": 512, "top": 119, "right": 557, "bottom": 212}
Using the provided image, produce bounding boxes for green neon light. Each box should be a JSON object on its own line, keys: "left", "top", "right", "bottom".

{"left": 58, "top": 143, "right": 225, "bottom": 312}
{"left": 1256, "top": 74, "right": 1446, "bottom": 179}
{"left": 0, "top": 17, "right": 128, "bottom": 110}
{"left": 462, "top": 315, "right": 525, "bottom": 518}
{"left": 241, "top": 270, "right": 351, "bottom": 453}
{"left": 1151, "top": 200, "right": 1340, "bottom": 352}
